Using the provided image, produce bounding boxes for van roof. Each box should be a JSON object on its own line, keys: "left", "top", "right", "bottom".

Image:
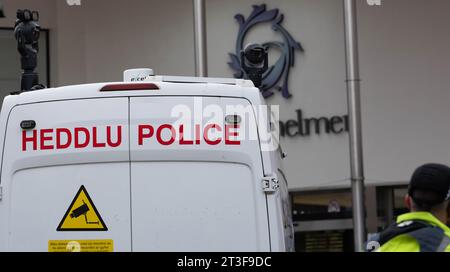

{"left": 6, "top": 80, "right": 263, "bottom": 106}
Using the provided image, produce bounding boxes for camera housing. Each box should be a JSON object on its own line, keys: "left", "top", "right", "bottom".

{"left": 243, "top": 44, "right": 267, "bottom": 67}
{"left": 16, "top": 9, "right": 39, "bottom": 23}
{"left": 240, "top": 43, "right": 269, "bottom": 88}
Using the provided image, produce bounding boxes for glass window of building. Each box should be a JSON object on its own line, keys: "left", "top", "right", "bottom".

{"left": 292, "top": 190, "right": 353, "bottom": 221}
{"left": 291, "top": 190, "right": 354, "bottom": 252}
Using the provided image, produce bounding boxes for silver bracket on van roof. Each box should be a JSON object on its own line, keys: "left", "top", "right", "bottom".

{"left": 144, "top": 75, "right": 255, "bottom": 87}
{"left": 262, "top": 177, "right": 279, "bottom": 193}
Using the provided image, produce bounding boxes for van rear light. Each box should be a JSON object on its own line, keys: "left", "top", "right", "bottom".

{"left": 100, "top": 83, "right": 159, "bottom": 92}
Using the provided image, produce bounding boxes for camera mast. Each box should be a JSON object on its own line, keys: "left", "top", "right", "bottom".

{"left": 14, "top": 9, "right": 43, "bottom": 91}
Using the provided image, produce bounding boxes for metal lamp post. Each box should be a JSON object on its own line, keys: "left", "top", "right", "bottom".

{"left": 343, "top": 0, "right": 367, "bottom": 252}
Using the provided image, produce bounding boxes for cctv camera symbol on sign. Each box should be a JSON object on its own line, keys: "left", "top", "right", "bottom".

{"left": 57, "top": 185, "right": 107, "bottom": 231}
{"left": 70, "top": 201, "right": 100, "bottom": 225}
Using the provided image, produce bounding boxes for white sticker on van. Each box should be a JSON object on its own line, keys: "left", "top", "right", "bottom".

{"left": 48, "top": 239, "right": 113, "bottom": 252}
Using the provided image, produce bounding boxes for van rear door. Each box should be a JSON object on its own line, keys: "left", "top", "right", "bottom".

{"left": 129, "top": 96, "right": 270, "bottom": 251}
{"left": 0, "top": 98, "right": 131, "bottom": 251}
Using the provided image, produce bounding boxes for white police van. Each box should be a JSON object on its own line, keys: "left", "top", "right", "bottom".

{"left": 0, "top": 68, "right": 294, "bottom": 252}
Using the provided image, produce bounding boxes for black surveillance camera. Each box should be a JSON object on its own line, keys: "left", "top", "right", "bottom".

{"left": 240, "top": 43, "right": 269, "bottom": 88}
{"left": 14, "top": 9, "right": 42, "bottom": 91}
{"left": 243, "top": 44, "right": 267, "bottom": 67}
{"left": 32, "top": 11, "right": 39, "bottom": 22}
{"left": 16, "top": 9, "right": 32, "bottom": 22}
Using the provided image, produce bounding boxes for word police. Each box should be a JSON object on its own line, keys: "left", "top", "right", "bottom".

{"left": 22, "top": 124, "right": 241, "bottom": 151}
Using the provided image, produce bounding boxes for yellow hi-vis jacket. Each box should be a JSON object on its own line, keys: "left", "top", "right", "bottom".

{"left": 378, "top": 212, "right": 450, "bottom": 252}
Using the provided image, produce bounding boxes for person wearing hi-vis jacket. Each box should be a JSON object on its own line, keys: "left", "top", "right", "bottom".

{"left": 370, "top": 163, "right": 450, "bottom": 252}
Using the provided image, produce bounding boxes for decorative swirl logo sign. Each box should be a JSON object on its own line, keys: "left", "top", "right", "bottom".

{"left": 228, "top": 4, "right": 304, "bottom": 99}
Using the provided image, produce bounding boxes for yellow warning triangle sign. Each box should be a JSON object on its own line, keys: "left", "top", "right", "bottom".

{"left": 57, "top": 185, "right": 107, "bottom": 231}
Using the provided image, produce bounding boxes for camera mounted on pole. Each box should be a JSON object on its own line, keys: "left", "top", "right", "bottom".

{"left": 240, "top": 43, "right": 268, "bottom": 89}
{"left": 14, "top": 9, "right": 44, "bottom": 91}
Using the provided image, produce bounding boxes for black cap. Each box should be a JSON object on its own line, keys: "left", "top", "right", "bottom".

{"left": 408, "top": 163, "right": 450, "bottom": 205}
